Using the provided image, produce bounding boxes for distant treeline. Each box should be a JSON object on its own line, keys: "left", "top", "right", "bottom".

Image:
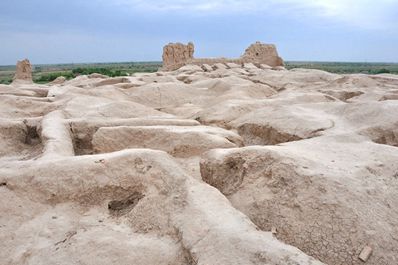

{"left": 1, "top": 61, "right": 398, "bottom": 85}
{"left": 33, "top": 63, "right": 162, "bottom": 83}
{"left": 34, "top": 68, "right": 131, "bottom": 83}
{"left": 285, "top": 62, "right": 398, "bottom": 75}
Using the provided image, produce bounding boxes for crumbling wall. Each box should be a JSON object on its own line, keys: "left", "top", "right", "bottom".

{"left": 241, "top": 42, "right": 284, "bottom": 67}
{"left": 161, "top": 41, "right": 284, "bottom": 71}
{"left": 162, "top": 42, "right": 195, "bottom": 71}
{"left": 13, "top": 59, "right": 33, "bottom": 83}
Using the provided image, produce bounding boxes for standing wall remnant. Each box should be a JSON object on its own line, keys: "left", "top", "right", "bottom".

{"left": 241, "top": 42, "right": 284, "bottom": 67}
{"left": 13, "top": 59, "right": 33, "bottom": 83}
{"left": 162, "top": 42, "right": 195, "bottom": 71}
{"left": 161, "top": 41, "right": 284, "bottom": 71}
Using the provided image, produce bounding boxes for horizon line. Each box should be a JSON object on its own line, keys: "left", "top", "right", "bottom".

{"left": 1, "top": 60, "right": 398, "bottom": 68}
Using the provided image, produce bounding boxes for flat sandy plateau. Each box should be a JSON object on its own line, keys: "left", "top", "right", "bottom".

{"left": 1, "top": 64, "right": 398, "bottom": 265}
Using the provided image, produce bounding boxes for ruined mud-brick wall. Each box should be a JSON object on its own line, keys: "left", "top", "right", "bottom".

{"left": 161, "top": 41, "right": 284, "bottom": 71}
{"left": 13, "top": 59, "right": 33, "bottom": 83}
{"left": 162, "top": 42, "right": 195, "bottom": 71}
{"left": 242, "top": 42, "right": 284, "bottom": 67}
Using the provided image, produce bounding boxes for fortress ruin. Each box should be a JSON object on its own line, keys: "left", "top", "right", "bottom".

{"left": 162, "top": 41, "right": 284, "bottom": 71}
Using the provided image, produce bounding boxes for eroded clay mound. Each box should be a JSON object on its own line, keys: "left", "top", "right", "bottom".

{"left": 92, "top": 125, "right": 243, "bottom": 157}
{"left": 1, "top": 59, "right": 398, "bottom": 265}
{"left": 200, "top": 142, "right": 398, "bottom": 265}
{"left": 231, "top": 105, "right": 334, "bottom": 145}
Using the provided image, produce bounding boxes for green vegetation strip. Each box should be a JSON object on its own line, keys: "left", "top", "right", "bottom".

{"left": 1, "top": 61, "right": 398, "bottom": 85}
{"left": 285, "top": 62, "right": 398, "bottom": 75}
{"left": 0, "top": 62, "right": 162, "bottom": 85}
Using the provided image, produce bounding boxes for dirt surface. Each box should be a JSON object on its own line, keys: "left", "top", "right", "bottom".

{"left": 1, "top": 63, "right": 398, "bottom": 265}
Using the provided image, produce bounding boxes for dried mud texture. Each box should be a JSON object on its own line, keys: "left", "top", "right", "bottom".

{"left": 1, "top": 61, "right": 398, "bottom": 265}
{"left": 200, "top": 143, "right": 398, "bottom": 265}
{"left": 92, "top": 125, "right": 243, "bottom": 157}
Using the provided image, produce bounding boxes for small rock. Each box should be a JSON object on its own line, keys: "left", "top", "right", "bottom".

{"left": 243, "top": 63, "right": 258, "bottom": 70}
{"left": 358, "top": 245, "right": 372, "bottom": 262}
{"left": 213, "top": 63, "right": 227, "bottom": 70}
{"left": 260, "top": 64, "right": 272, "bottom": 70}
{"left": 272, "top": 66, "right": 287, "bottom": 71}
{"left": 201, "top": 64, "right": 213, "bottom": 72}
{"left": 88, "top": 73, "right": 108, "bottom": 79}
{"left": 49, "top": 76, "right": 66, "bottom": 85}
{"left": 226, "top": 63, "right": 240, "bottom": 69}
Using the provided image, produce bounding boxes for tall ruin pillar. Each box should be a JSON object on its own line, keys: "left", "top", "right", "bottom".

{"left": 12, "top": 59, "right": 33, "bottom": 84}
{"left": 241, "top": 42, "right": 284, "bottom": 67}
{"left": 162, "top": 42, "right": 195, "bottom": 71}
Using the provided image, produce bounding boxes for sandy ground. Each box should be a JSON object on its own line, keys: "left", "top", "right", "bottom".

{"left": 1, "top": 64, "right": 398, "bottom": 265}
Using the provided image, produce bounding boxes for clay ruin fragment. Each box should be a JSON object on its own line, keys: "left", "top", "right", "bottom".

{"left": 12, "top": 59, "right": 33, "bottom": 83}
{"left": 242, "top": 42, "right": 284, "bottom": 67}
{"left": 162, "top": 41, "right": 284, "bottom": 71}
{"left": 162, "top": 42, "right": 195, "bottom": 71}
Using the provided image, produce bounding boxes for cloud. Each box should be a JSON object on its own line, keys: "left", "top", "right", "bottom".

{"left": 287, "top": 0, "right": 398, "bottom": 30}
{"left": 107, "top": 0, "right": 398, "bottom": 30}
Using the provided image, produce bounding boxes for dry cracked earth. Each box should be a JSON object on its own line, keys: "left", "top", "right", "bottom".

{"left": 1, "top": 63, "right": 398, "bottom": 265}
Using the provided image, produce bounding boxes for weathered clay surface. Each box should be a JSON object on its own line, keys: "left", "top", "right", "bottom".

{"left": 92, "top": 125, "right": 243, "bottom": 157}
{"left": 1, "top": 61, "right": 398, "bottom": 265}
{"left": 200, "top": 142, "right": 398, "bottom": 265}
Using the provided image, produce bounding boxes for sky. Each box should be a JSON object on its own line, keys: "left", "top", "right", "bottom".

{"left": 0, "top": 0, "right": 397, "bottom": 65}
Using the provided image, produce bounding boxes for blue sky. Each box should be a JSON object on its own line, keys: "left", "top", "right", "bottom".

{"left": 0, "top": 0, "right": 397, "bottom": 64}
